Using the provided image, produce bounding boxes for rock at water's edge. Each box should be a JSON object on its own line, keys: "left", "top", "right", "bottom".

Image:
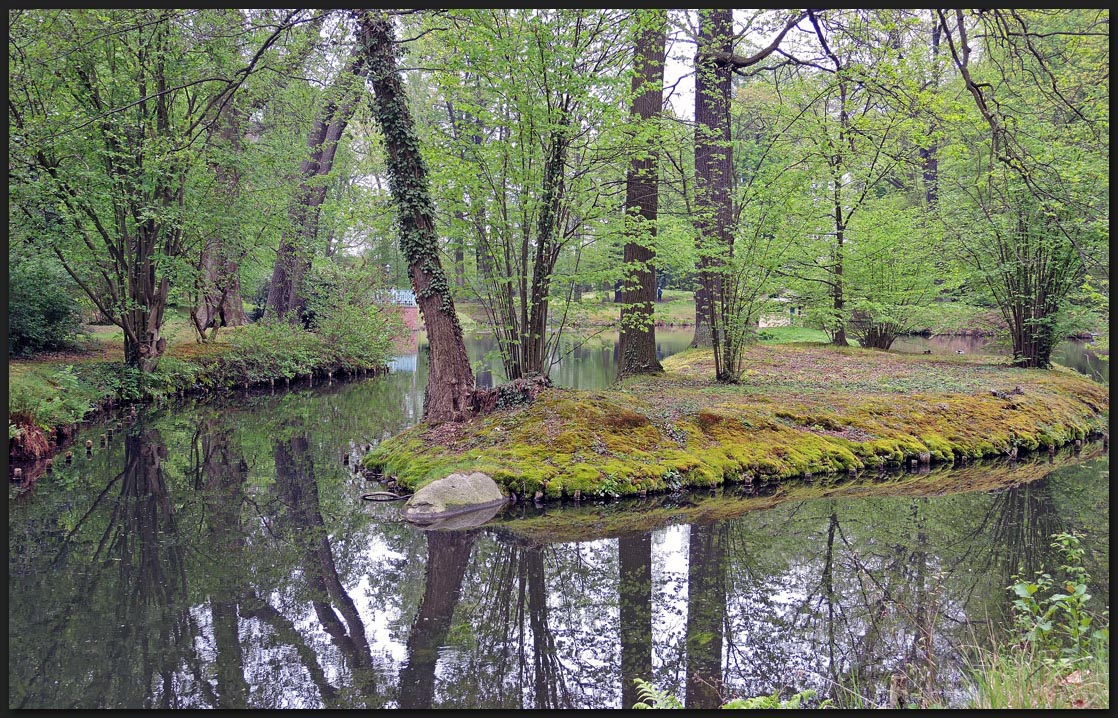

{"left": 402, "top": 471, "right": 507, "bottom": 523}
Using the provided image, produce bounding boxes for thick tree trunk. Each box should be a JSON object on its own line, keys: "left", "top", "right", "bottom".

{"left": 619, "top": 11, "right": 666, "bottom": 378}
{"left": 361, "top": 12, "right": 476, "bottom": 424}
{"left": 196, "top": 242, "right": 247, "bottom": 335}
{"left": 685, "top": 522, "right": 727, "bottom": 709}
{"left": 619, "top": 535, "right": 653, "bottom": 709}
{"left": 124, "top": 227, "right": 169, "bottom": 373}
{"left": 267, "top": 50, "right": 370, "bottom": 324}
{"left": 692, "top": 9, "right": 734, "bottom": 375}
{"left": 195, "top": 102, "right": 248, "bottom": 338}
{"left": 691, "top": 283, "right": 712, "bottom": 347}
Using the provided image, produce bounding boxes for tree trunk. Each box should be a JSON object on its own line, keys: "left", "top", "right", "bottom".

{"left": 830, "top": 132, "right": 848, "bottom": 347}
{"left": 361, "top": 12, "right": 477, "bottom": 424}
{"left": 195, "top": 101, "right": 248, "bottom": 338}
{"left": 618, "top": 11, "right": 667, "bottom": 378}
{"left": 124, "top": 224, "right": 170, "bottom": 373}
{"left": 399, "top": 530, "right": 477, "bottom": 709}
{"left": 832, "top": 227, "right": 848, "bottom": 347}
{"left": 692, "top": 9, "right": 734, "bottom": 375}
{"left": 692, "top": 282, "right": 712, "bottom": 347}
{"left": 619, "top": 535, "right": 653, "bottom": 709}
{"left": 920, "top": 22, "right": 941, "bottom": 208}
{"left": 522, "top": 106, "right": 573, "bottom": 377}
{"left": 685, "top": 522, "right": 727, "bottom": 709}
{"left": 266, "top": 49, "right": 370, "bottom": 324}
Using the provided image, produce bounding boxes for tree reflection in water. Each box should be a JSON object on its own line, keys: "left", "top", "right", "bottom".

{"left": 7, "top": 382, "right": 1107, "bottom": 711}
{"left": 618, "top": 534, "right": 652, "bottom": 709}
{"left": 269, "top": 434, "right": 381, "bottom": 707}
{"left": 685, "top": 522, "right": 727, "bottom": 708}
{"left": 398, "top": 529, "right": 477, "bottom": 708}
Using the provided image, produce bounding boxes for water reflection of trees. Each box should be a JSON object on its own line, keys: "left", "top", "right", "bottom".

{"left": 707, "top": 482, "right": 1070, "bottom": 709}
{"left": 398, "top": 530, "right": 477, "bottom": 709}
{"left": 262, "top": 434, "right": 382, "bottom": 707}
{"left": 9, "top": 425, "right": 200, "bottom": 708}
{"left": 8, "top": 397, "right": 1106, "bottom": 712}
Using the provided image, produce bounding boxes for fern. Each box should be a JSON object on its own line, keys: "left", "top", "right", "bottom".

{"left": 631, "top": 679, "right": 683, "bottom": 709}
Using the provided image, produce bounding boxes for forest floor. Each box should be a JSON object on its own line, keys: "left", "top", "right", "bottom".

{"left": 365, "top": 343, "right": 1109, "bottom": 505}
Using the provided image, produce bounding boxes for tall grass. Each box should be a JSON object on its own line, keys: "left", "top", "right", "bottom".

{"left": 965, "top": 637, "right": 1108, "bottom": 709}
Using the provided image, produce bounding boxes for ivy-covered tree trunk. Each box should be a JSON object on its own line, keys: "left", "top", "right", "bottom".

{"left": 618, "top": 10, "right": 666, "bottom": 378}
{"left": 522, "top": 111, "right": 573, "bottom": 377}
{"left": 266, "top": 50, "right": 370, "bottom": 324}
{"left": 361, "top": 11, "right": 477, "bottom": 424}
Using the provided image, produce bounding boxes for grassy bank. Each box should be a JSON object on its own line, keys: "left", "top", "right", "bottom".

{"left": 365, "top": 343, "right": 1109, "bottom": 501}
{"left": 9, "top": 307, "right": 398, "bottom": 462}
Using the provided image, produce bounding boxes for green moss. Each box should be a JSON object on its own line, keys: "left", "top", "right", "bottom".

{"left": 493, "top": 444, "right": 1106, "bottom": 545}
{"left": 365, "top": 344, "right": 1109, "bottom": 501}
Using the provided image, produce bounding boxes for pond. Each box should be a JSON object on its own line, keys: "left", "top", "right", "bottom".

{"left": 8, "top": 329, "right": 1109, "bottom": 709}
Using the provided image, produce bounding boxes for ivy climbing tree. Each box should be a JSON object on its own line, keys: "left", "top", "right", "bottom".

{"left": 359, "top": 10, "right": 476, "bottom": 423}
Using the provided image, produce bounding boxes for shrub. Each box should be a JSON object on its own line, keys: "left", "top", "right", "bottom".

{"left": 1009, "top": 532, "right": 1107, "bottom": 667}
{"left": 221, "top": 320, "right": 323, "bottom": 383}
{"left": 8, "top": 257, "right": 84, "bottom": 355}
{"left": 317, "top": 303, "right": 399, "bottom": 372}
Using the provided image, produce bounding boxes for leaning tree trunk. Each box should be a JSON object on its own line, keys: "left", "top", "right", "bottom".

{"left": 361, "top": 12, "right": 476, "bottom": 424}
{"left": 618, "top": 10, "right": 667, "bottom": 378}
{"left": 266, "top": 50, "right": 370, "bottom": 324}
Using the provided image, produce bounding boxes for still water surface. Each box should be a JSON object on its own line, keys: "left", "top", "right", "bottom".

{"left": 8, "top": 330, "right": 1108, "bottom": 709}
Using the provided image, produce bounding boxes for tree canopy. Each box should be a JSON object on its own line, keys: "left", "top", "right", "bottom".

{"left": 8, "top": 8, "right": 1108, "bottom": 385}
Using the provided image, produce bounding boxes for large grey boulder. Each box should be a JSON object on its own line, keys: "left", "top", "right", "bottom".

{"left": 402, "top": 471, "right": 507, "bottom": 525}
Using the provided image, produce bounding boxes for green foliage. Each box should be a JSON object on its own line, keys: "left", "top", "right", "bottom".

{"left": 8, "top": 366, "right": 97, "bottom": 430}
{"left": 723, "top": 689, "right": 831, "bottom": 709}
{"left": 316, "top": 304, "right": 399, "bottom": 372}
{"left": 1009, "top": 532, "right": 1108, "bottom": 667}
{"left": 631, "top": 679, "right": 682, "bottom": 709}
{"left": 222, "top": 313, "right": 397, "bottom": 385}
{"left": 632, "top": 680, "right": 830, "bottom": 709}
{"left": 221, "top": 321, "right": 326, "bottom": 383}
{"left": 7, "top": 256, "right": 85, "bottom": 356}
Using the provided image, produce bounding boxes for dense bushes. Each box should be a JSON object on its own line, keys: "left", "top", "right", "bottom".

{"left": 8, "top": 258, "right": 85, "bottom": 355}
{"left": 10, "top": 259, "right": 403, "bottom": 454}
{"left": 218, "top": 305, "right": 400, "bottom": 385}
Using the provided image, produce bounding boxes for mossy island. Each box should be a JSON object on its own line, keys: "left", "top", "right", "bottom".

{"left": 365, "top": 343, "right": 1109, "bottom": 503}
